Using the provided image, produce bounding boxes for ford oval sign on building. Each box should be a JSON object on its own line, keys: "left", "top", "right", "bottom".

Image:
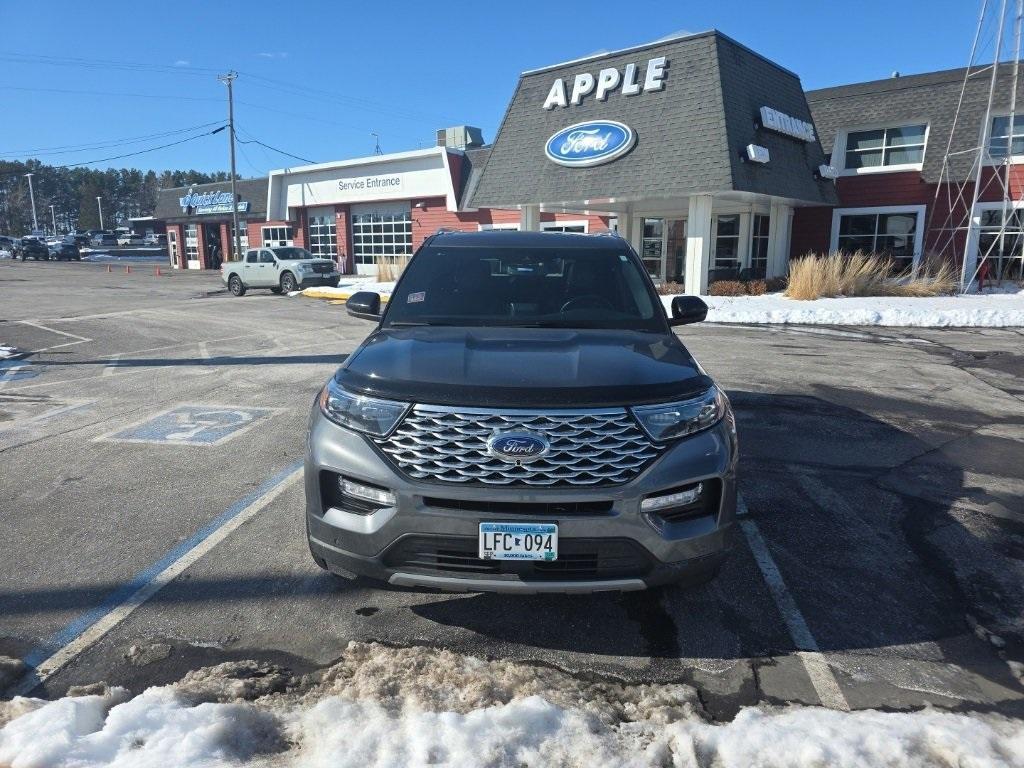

{"left": 544, "top": 120, "right": 636, "bottom": 168}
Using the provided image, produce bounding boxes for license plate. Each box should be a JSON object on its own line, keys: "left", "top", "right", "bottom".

{"left": 479, "top": 522, "right": 558, "bottom": 561}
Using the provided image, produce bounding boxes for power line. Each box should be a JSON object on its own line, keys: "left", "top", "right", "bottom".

{"left": 0, "top": 126, "right": 226, "bottom": 174}
{"left": 0, "top": 83, "right": 224, "bottom": 104}
{"left": 0, "top": 52, "right": 223, "bottom": 77}
{"left": 236, "top": 128, "right": 315, "bottom": 164}
{"left": 0, "top": 121, "right": 226, "bottom": 157}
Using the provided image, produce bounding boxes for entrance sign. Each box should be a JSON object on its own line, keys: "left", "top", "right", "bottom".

{"left": 759, "top": 106, "right": 816, "bottom": 142}
{"left": 543, "top": 57, "right": 667, "bottom": 110}
{"left": 544, "top": 121, "right": 636, "bottom": 167}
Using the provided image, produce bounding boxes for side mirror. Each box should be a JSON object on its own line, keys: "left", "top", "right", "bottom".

{"left": 669, "top": 295, "right": 708, "bottom": 326}
{"left": 346, "top": 291, "right": 382, "bottom": 321}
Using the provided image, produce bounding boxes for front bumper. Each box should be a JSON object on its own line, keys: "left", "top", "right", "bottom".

{"left": 305, "top": 406, "right": 737, "bottom": 593}
{"left": 296, "top": 273, "right": 340, "bottom": 288}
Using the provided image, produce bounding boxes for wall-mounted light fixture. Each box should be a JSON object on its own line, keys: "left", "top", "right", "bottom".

{"left": 745, "top": 144, "right": 770, "bottom": 164}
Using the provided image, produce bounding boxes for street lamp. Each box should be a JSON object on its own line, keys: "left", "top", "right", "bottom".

{"left": 96, "top": 196, "right": 104, "bottom": 231}
{"left": 24, "top": 173, "right": 38, "bottom": 232}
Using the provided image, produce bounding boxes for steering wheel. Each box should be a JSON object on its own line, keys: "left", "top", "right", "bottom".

{"left": 560, "top": 294, "right": 615, "bottom": 313}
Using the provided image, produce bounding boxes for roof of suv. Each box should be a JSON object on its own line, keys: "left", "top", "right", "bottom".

{"left": 426, "top": 230, "right": 626, "bottom": 250}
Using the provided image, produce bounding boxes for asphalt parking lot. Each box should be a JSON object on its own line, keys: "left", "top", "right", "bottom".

{"left": 1, "top": 259, "right": 1022, "bottom": 720}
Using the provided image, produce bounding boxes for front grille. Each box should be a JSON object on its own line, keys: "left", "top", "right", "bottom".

{"left": 382, "top": 536, "right": 652, "bottom": 581}
{"left": 312, "top": 262, "right": 333, "bottom": 273}
{"left": 375, "top": 406, "right": 660, "bottom": 487}
{"left": 423, "top": 497, "right": 614, "bottom": 516}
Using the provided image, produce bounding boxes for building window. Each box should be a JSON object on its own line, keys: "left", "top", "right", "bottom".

{"left": 540, "top": 220, "right": 588, "bottom": 233}
{"left": 988, "top": 115, "right": 1024, "bottom": 159}
{"left": 712, "top": 215, "right": 741, "bottom": 273}
{"left": 831, "top": 206, "right": 925, "bottom": 271}
{"left": 262, "top": 225, "right": 293, "bottom": 247}
{"left": 641, "top": 218, "right": 664, "bottom": 279}
{"left": 843, "top": 124, "right": 927, "bottom": 171}
{"left": 184, "top": 223, "right": 198, "bottom": 263}
{"left": 749, "top": 214, "right": 770, "bottom": 278}
{"left": 478, "top": 223, "right": 520, "bottom": 231}
{"left": 351, "top": 211, "right": 412, "bottom": 266}
{"left": 307, "top": 212, "right": 337, "bottom": 260}
{"left": 230, "top": 220, "right": 248, "bottom": 256}
{"left": 976, "top": 207, "right": 1024, "bottom": 279}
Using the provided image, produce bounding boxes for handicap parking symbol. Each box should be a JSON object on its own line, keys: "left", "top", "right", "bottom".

{"left": 0, "top": 359, "right": 42, "bottom": 382}
{"left": 99, "top": 404, "right": 279, "bottom": 446}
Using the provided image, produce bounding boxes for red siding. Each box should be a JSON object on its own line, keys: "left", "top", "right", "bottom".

{"left": 790, "top": 207, "right": 832, "bottom": 258}
{"left": 334, "top": 205, "right": 351, "bottom": 274}
{"left": 409, "top": 197, "right": 609, "bottom": 249}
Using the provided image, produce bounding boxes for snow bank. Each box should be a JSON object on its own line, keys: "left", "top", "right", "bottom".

{"left": 662, "top": 290, "right": 1024, "bottom": 327}
{"left": 2, "top": 643, "right": 1022, "bottom": 768}
{"left": 300, "top": 280, "right": 395, "bottom": 300}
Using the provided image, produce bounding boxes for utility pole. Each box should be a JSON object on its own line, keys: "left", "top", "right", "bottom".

{"left": 49, "top": 205, "right": 57, "bottom": 236}
{"left": 24, "top": 173, "right": 38, "bottom": 232}
{"left": 97, "top": 196, "right": 104, "bottom": 230}
{"left": 219, "top": 70, "right": 242, "bottom": 262}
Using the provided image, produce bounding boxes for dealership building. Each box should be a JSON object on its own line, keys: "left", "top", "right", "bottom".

{"left": 154, "top": 30, "right": 1024, "bottom": 288}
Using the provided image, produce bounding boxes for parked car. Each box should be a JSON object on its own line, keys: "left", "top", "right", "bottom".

{"left": 48, "top": 238, "right": 81, "bottom": 261}
{"left": 117, "top": 232, "right": 144, "bottom": 246}
{"left": 14, "top": 238, "right": 50, "bottom": 261}
{"left": 221, "top": 246, "right": 340, "bottom": 296}
{"left": 91, "top": 234, "right": 118, "bottom": 247}
{"left": 0, "top": 235, "right": 17, "bottom": 250}
{"left": 142, "top": 233, "right": 166, "bottom": 246}
{"left": 304, "top": 230, "right": 738, "bottom": 593}
{"left": 69, "top": 233, "right": 91, "bottom": 247}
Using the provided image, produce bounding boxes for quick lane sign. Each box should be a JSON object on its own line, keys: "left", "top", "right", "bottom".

{"left": 179, "top": 189, "right": 250, "bottom": 215}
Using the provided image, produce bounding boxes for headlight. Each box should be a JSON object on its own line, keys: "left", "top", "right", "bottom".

{"left": 631, "top": 387, "right": 728, "bottom": 442}
{"left": 318, "top": 378, "right": 410, "bottom": 436}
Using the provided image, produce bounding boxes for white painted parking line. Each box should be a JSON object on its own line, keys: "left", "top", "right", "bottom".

{"left": 6, "top": 463, "right": 303, "bottom": 698}
{"left": 18, "top": 320, "right": 93, "bottom": 353}
{"left": 737, "top": 493, "right": 850, "bottom": 711}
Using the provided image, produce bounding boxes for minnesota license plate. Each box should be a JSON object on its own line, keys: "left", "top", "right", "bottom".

{"left": 479, "top": 522, "right": 558, "bottom": 561}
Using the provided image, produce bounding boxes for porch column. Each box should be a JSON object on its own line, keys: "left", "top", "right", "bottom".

{"left": 685, "top": 194, "right": 713, "bottom": 294}
{"left": 520, "top": 205, "right": 541, "bottom": 231}
{"left": 766, "top": 201, "right": 793, "bottom": 278}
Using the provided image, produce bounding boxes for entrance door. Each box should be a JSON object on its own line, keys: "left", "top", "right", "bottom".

{"left": 665, "top": 219, "right": 687, "bottom": 284}
{"left": 168, "top": 230, "right": 179, "bottom": 268}
{"left": 202, "top": 224, "right": 223, "bottom": 270}
{"left": 641, "top": 218, "right": 664, "bottom": 280}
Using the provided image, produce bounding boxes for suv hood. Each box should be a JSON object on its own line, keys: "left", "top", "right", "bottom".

{"left": 336, "top": 327, "right": 712, "bottom": 408}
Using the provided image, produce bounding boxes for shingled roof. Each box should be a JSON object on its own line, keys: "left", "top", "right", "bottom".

{"left": 469, "top": 30, "right": 837, "bottom": 210}
{"left": 154, "top": 178, "right": 268, "bottom": 222}
{"left": 807, "top": 65, "right": 1024, "bottom": 183}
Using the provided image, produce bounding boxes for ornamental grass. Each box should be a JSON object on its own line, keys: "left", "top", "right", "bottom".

{"left": 784, "top": 251, "right": 958, "bottom": 300}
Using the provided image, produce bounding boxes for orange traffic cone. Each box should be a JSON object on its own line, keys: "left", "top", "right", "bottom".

{"left": 155, "top": 265, "right": 161, "bottom": 276}
{"left": 125, "top": 265, "right": 131, "bottom": 274}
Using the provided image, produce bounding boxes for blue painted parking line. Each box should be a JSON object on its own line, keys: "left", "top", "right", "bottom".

{"left": 97, "top": 404, "right": 279, "bottom": 446}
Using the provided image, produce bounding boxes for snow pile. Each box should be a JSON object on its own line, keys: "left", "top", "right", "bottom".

{"left": 0, "top": 345, "right": 18, "bottom": 360}
{"left": 663, "top": 289, "right": 1024, "bottom": 327}
{"left": 2, "top": 643, "right": 1022, "bottom": 767}
{"left": 0, "top": 249, "right": 12, "bottom": 259}
{"left": 300, "top": 280, "right": 395, "bottom": 300}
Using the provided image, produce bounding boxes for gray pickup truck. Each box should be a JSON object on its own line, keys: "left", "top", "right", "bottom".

{"left": 222, "top": 246, "right": 340, "bottom": 296}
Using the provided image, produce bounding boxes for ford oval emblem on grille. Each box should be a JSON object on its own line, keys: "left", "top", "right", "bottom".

{"left": 544, "top": 120, "right": 636, "bottom": 167}
{"left": 487, "top": 432, "right": 550, "bottom": 463}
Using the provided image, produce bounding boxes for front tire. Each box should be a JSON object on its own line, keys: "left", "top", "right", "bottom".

{"left": 228, "top": 274, "right": 246, "bottom": 296}
{"left": 280, "top": 272, "right": 297, "bottom": 293}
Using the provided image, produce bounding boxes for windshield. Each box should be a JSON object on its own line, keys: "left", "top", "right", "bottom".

{"left": 383, "top": 246, "right": 664, "bottom": 331}
{"left": 273, "top": 247, "right": 316, "bottom": 260}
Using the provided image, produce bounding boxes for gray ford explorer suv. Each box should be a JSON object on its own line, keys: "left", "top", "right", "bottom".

{"left": 305, "top": 230, "right": 737, "bottom": 593}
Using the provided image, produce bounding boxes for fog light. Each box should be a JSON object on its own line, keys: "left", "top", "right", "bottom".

{"left": 641, "top": 483, "right": 703, "bottom": 512}
{"left": 341, "top": 478, "right": 396, "bottom": 506}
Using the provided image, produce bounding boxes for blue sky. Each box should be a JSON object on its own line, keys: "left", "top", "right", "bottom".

{"left": 0, "top": 0, "right": 984, "bottom": 174}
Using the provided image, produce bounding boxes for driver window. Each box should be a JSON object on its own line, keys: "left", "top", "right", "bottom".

{"left": 260, "top": 250, "right": 276, "bottom": 264}
{"left": 245, "top": 250, "right": 258, "bottom": 263}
